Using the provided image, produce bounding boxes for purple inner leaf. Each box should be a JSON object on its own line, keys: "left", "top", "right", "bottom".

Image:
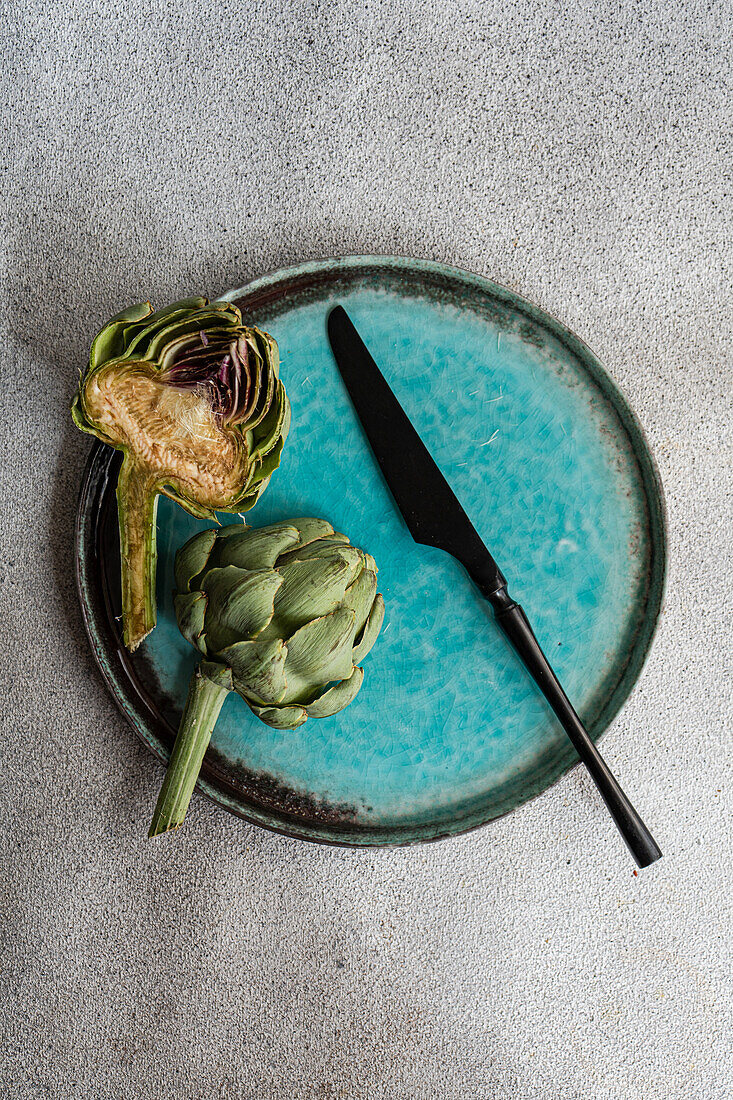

{"left": 164, "top": 331, "right": 252, "bottom": 425}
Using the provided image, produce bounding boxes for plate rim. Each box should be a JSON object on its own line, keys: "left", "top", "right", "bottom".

{"left": 75, "top": 254, "right": 668, "bottom": 846}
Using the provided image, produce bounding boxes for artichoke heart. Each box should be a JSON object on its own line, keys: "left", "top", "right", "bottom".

{"left": 82, "top": 362, "right": 251, "bottom": 507}
{"left": 72, "top": 297, "right": 290, "bottom": 650}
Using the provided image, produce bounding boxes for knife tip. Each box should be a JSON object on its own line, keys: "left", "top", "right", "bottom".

{"left": 328, "top": 304, "right": 348, "bottom": 325}
{"left": 327, "top": 305, "right": 349, "bottom": 344}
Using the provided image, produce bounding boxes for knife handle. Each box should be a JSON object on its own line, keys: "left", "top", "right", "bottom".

{"left": 488, "top": 589, "right": 662, "bottom": 868}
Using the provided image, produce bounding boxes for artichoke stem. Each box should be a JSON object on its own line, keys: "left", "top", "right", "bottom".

{"left": 148, "top": 668, "right": 229, "bottom": 838}
{"left": 116, "top": 458, "right": 160, "bottom": 651}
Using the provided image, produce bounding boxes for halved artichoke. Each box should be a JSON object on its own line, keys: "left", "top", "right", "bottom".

{"left": 72, "top": 297, "right": 290, "bottom": 650}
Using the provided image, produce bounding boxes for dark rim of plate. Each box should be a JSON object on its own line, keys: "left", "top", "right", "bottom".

{"left": 75, "top": 255, "right": 668, "bottom": 847}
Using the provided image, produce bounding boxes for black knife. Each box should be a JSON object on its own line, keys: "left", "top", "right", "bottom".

{"left": 328, "top": 305, "right": 661, "bottom": 868}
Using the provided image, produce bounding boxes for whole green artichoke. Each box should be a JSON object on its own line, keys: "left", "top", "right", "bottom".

{"left": 149, "top": 518, "right": 385, "bottom": 836}
{"left": 72, "top": 297, "right": 290, "bottom": 650}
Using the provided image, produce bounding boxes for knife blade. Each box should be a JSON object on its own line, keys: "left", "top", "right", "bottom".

{"left": 327, "top": 305, "right": 661, "bottom": 868}
{"left": 327, "top": 308, "right": 506, "bottom": 600}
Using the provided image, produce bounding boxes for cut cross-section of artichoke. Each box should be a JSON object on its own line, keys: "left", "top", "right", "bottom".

{"left": 72, "top": 298, "right": 290, "bottom": 650}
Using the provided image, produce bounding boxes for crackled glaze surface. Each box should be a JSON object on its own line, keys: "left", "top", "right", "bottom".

{"left": 78, "top": 257, "right": 665, "bottom": 843}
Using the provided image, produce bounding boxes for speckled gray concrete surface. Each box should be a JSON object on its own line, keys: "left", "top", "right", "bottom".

{"left": 1, "top": 1, "right": 731, "bottom": 1097}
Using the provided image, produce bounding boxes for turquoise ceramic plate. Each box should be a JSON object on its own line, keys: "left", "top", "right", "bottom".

{"left": 76, "top": 256, "right": 666, "bottom": 845}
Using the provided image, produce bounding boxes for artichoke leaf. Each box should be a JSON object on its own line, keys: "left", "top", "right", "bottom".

{"left": 288, "top": 518, "right": 335, "bottom": 548}
{"left": 174, "top": 529, "right": 218, "bottom": 593}
{"left": 252, "top": 329, "right": 280, "bottom": 379}
{"left": 221, "top": 637, "right": 288, "bottom": 705}
{"left": 211, "top": 521, "right": 249, "bottom": 539}
{"left": 90, "top": 301, "right": 154, "bottom": 369}
{"left": 280, "top": 608, "right": 357, "bottom": 704}
{"left": 199, "top": 660, "right": 234, "bottom": 691}
{"left": 249, "top": 377, "right": 287, "bottom": 454}
{"left": 352, "top": 594, "right": 386, "bottom": 663}
{"left": 244, "top": 343, "right": 276, "bottom": 433}
{"left": 159, "top": 487, "right": 220, "bottom": 521}
{"left": 343, "top": 567, "right": 378, "bottom": 636}
{"left": 254, "top": 427, "right": 288, "bottom": 483}
{"left": 174, "top": 592, "right": 208, "bottom": 650}
{"left": 201, "top": 566, "right": 282, "bottom": 652}
{"left": 305, "top": 666, "right": 364, "bottom": 718}
{"left": 248, "top": 702, "right": 308, "bottom": 729}
{"left": 71, "top": 393, "right": 102, "bottom": 437}
{"left": 273, "top": 557, "right": 354, "bottom": 633}
{"left": 275, "top": 537, "right": 356, "bottom": 569}
{"left": 214, "top": 524, "right": 301, "bottom": 571}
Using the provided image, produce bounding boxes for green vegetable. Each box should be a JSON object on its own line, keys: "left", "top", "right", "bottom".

{"left": 72, "top": 297, "right": 290, "bottom": 650}
{"left": 149, "top": 518, "right": 385, "bottom": 836}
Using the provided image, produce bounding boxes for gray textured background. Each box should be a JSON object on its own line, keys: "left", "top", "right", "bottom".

{"left": 1, "top": 0, "right": 731, "bottom": 1097}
